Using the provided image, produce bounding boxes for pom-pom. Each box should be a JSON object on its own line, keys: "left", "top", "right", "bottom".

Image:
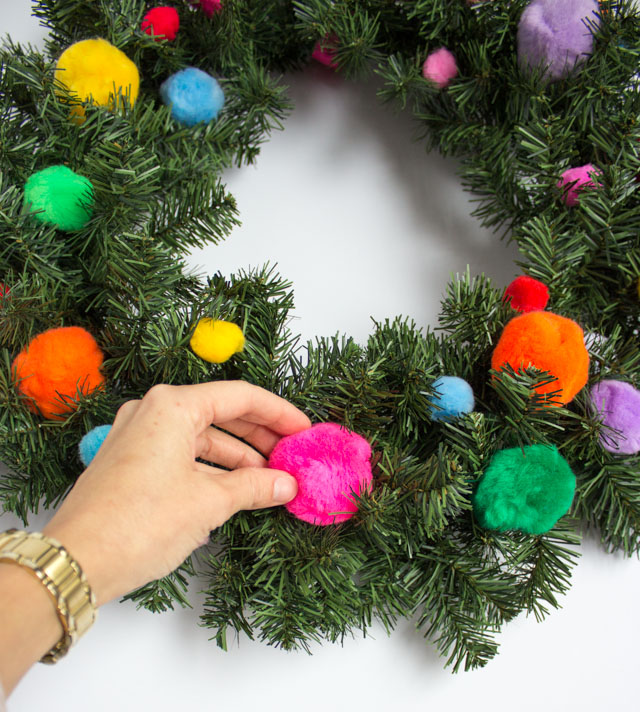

{"left": 491, "top": 311, "right": 589, "bottom": 405}
{"left": 0, "top": 283, "right": 9, "bottom": 301}
{"left": 422, "top": 47, "right": 458, "bottom": 88}
{"left": 589, "top": 380, "right": 640, "bottom": 455}
{"left": 429, "top": 376, "right": 475, "bottom": 421}
{"left": 517, "top": 0, "right": 600, "bottom": 82}
{"left": 23, "top": 165, "right": 94, "bottom": 232}
{"left": 79, "top": 424, "right": 112, "bottom": 466}
{"left": 12, "top": 326, "right": 105, "bottom": 420}
{"left": 269, "top": 423, "right": 372, "bottom": 525}
{"left": 189, "top": 318, "right": 244, "bottom": 363}
{"left": 191, "top": 0, "right": 221, "bottom": 17}
{"left": 54, "top": 38, "right": 140, "bottom": 122}
{"left": 312, "top": 35, "right": 339, "bottom": 69}
{"left": 142, "top": 6, "right": 180, "bottom": 41}
{"left": 160, "top": 67, "right": 225, "bottom": 126}
{"left": 472, "top": 444, "right": 576, "bottom": 534}
{"left": 557, "top": 164, "right": 601, "bottom": 206}
{"left": 503, "top": 275, "right": 550, "bottom": 313}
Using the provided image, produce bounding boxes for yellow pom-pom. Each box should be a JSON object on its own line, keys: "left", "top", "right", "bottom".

{"left": 190, "top": 318, "right": 245, "bottom": 363}
{"left": 54, "top": 38, "right": 140, "bottom": 123}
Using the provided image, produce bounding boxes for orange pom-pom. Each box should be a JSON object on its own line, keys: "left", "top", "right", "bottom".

{"left": 491, "top": 311, "right": 589, "bottom": 405}
{"left": 12, "top": 326, "right": 105, "bottom": 419}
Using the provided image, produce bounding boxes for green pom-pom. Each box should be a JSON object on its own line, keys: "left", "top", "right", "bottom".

{"left": 472, "top": 444, "right": 575, "bottom": 535}
{"left": 23, "top": 165, "right": 94, "bottom": 231}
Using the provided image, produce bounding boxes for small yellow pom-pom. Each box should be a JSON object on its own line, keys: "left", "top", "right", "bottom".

{"left": 54, "top": 38, "right": 140, "bottom": 123}
{"left": 190, "top": 318, "right": 245, "bottom": 363}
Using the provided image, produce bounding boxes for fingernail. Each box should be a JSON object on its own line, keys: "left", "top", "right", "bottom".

{"left": 273, "top": 477, "right": 297, "bottom": 503}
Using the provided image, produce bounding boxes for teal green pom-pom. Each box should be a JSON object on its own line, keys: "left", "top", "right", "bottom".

{"left": 429, "top": 375, "right": 475, "bottom": 421}
{"left": 78, "top": 424, "right": 112, "bottom": 467}
{"left": 472, "top": 444, "right": 575, "bottom": 535}
{"left": 23, "top": 165, "right": 94, "bottom": 232}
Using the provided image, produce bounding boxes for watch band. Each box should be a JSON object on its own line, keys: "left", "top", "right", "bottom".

{"left": 0, "top": 529, "right": 97, "bottom": 664}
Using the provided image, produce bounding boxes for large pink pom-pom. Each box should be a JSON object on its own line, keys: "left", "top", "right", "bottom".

{"left": 268, "top": 422, "right": 373, "bottom": 525}
{"left": 422, "top": 47, "right": 458, "bottom": 88}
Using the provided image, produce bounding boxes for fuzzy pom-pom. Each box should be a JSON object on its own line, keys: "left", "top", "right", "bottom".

{"left": 79, "top": 424, "right": 112, "bottom": 466}
{"left": 312, "top": 35, "right": 339, "bottom": 69}
{"left": 557, "top": 164, "right": 601, "bottom": 206}
{"left": 142, "top": 7, "right": 180, "bottom": 41}
{"left": 268, "top": 422, "right": 373, "bottom": 525}
{"left": 189, "top": 318, "right": 244, "bottom": 363}
{"left": 517, "top": 0, "right": 600, "bottom": 82}
{"left": 422, "top": 47, "right": 458, "bottom": 88}
{"left": 54, "top": 38, "right": 140, "bottom": 122}
{"left": 589, "top": 380, "right": 640, "bottom": 455}
{"left": 160, "top": 67, "right": 225, "bottom": 126}
{"left": 503, "top": 275, "right": 550, "bottom": 313}
{"left": 23, "top": 165, "right": 94, "bottom": 232}
{"left": 12, "top": 326, "right": 105, "bottom": 420}
{"left": 491, "top": 311, "right": 589, "bottom": 405}
{"left": 472, "top": 444, "right": 576, "bottom": 534}
{"left": 192, "top": 0, "right": 222, "bottom": 16}
{"left": 480, "top": 447, "right": 577, "bottom": 531}
{"left": 430, "top": 376, "right": 475, "bottom": 421}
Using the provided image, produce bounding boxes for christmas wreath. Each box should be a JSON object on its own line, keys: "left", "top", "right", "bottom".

{"left": 1, "top": 0, "right": 640, "bottom": 672}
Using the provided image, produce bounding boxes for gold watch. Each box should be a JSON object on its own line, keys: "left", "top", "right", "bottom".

{"left": 0, "top": 529, "right": 97, "bottom": 664}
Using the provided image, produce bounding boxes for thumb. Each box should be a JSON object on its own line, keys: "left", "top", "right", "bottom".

{"left": 212, "top": 467, "right": 298, "bottom": 516}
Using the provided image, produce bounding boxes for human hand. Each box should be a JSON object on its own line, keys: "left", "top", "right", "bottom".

{"left": 42, "top": 380, "right": 311, "bottom": 606}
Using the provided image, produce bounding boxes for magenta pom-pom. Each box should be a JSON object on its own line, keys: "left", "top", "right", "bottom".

{"left": 422, "top": 47, "right": 458, "bottom": 88}
{"left": 312, "top": 35, "right": 339, "bottom": 69}
{"left": 558, "top": 164, "right": 601, "bottom": 206}
{"left": 192, "top": 0, "right": 221, "bottom": 17}
{"left": 268, "top": 422, "right": 373, "bottom": 525}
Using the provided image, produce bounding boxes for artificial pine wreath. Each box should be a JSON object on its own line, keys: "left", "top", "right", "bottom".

{"left": 1, "top": 0, "right": 640, "bottom": 672}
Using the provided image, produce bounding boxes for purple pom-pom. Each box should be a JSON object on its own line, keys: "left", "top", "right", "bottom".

{"left": 517, "top": 0, "right": 600, "bottom": 82}
{"left": 590, "top": 380, "right": 640, "bottom": 455}
{"left": 268, "top": 422, "right": 373, "bottom": 525}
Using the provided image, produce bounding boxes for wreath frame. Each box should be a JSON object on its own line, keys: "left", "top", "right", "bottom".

{"left": 0, "top": 0, "right": 639, "bottom": 671}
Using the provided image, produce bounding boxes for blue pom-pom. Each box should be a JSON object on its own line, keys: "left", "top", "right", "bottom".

{"left": 429, "top": 376, "right": 475, "bottom": 421}
{"left": 78, "top": 424, "right": 112, "bottom": 466}
{"left": 159, "top": 67, "right": 225, "bottom": 127}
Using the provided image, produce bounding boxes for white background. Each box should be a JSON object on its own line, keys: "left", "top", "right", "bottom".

{"left": 2, "top": 3, "right": 639, "bottom": 710}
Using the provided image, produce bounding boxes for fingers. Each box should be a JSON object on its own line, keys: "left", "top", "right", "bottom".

{"left": 213, "top": 420, "right": 285, "bottom": 456}
{"left": 195, "top": 426, "right": 267, "bottom": 469}
{"left": 204, "top": 466, "right": 298, "bottom": 525}
{"left": 142, "top": 381, "right": 311, "bottom": 437}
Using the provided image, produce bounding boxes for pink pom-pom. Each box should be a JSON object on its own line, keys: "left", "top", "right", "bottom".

{"left": 557, "top": 164, "right": 601, "bottom": 206}
{"left": 197, "top": 0, "right": 222, "bottom": 17}
{"left": 422, "top": 47, "right": 458, "bottom": 88}
{"left": 268, "top": 422, "right": 373, "bottom": 525}
{"left": 312, "top": 35, "right": 339, "bottom": 69}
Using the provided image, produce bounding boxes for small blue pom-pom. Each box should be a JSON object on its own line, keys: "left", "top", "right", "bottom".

{"left": 160, "top": 67, "right": 225, "bottom": 127}
{"left": 429, "top": 376, "right": 475, "bottom": 421}
{"left": 78, "top": 424, "right": 112, "bottom": 466}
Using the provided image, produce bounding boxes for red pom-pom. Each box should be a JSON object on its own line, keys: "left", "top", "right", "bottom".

{"left": 141, "top": 6, "right": 180, "bottom": 41}
{"left": 503, "top": 275, "right": 550, "bottom": 313}
{"left": 12, "top": 326, "right": 105, "bottom": 420}
{"left": 0, "top": 283, "right": 9, "bottom": 301}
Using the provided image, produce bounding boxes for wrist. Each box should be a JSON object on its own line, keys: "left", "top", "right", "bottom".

{"left": 0, "top": 562, "right": 63, "bottom": 695}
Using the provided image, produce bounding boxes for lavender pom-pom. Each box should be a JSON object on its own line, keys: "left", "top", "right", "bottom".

{"left": 590, "top": 380, "right": 640, "bottom": 455}
{"left": 517, "top": 0, "right": 600, "bottom": 82}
